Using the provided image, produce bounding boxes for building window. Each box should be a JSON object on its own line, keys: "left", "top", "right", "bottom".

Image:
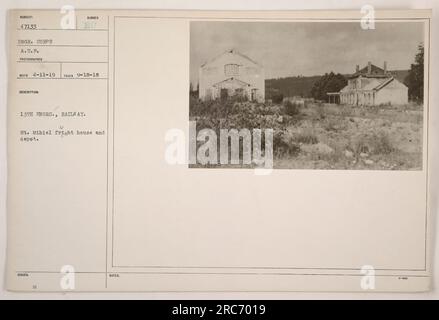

{"left": 224, "top": 64, "right": 239, "bottom": 76}
{"left": 350, "top": 79, "right": 356, "bottom": 89}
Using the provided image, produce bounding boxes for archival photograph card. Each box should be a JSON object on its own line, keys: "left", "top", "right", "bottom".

{"left": 6, "top": 9, "right": 432, "bottom": 292}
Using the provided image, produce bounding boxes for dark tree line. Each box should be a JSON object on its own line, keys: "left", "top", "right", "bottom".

{"left": 266, "top": 75, "right": 321, "bottom": 100}
{"left": 404, "top": 44, "right": 424, "bottom": 102}
{"left": 310, "top": 72, "right": 347, "bottom": 102}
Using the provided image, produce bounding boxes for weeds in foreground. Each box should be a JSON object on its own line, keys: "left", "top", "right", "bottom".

{"left": 293, "top": 130, "right": 319, "bottom": 144}
{"left": 352, "top": 131, "right": 395, "bottom": 156}
{"left": 283, "top": 100, "right": 301, "bottom": 116}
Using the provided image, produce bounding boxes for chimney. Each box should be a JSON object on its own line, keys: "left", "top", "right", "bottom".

{"left": 367, "top": 61, "right": 372, "bottom": 74}
{"left": 356, "top": 65, "right": 360, "bottom": 73}
{"left": 383, "top": 61, "right": 387, "bottom": 74}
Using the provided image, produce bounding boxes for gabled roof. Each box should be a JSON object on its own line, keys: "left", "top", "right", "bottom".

{"left": 339, "top": 76, "right": 402, "bottom": 93}
{"left": 200, "top": 49, "right": 262, "bottom": 68}
{"left": 340, "top": 85, "right": 351, "bottom": 93}
{"left": 359, "top": 64, "right": 385, "bottom": 74}
{"left": 349, "top": 63, "right": 389, "bottom": 79}
{"left": 361, "top": 78, "right": 384, "bottom": 91}
{"left": 213, "top": 77, "right": 250, "bottom": 87}
{"left": 374, "top": 77, "right": 395, "bottom": 91}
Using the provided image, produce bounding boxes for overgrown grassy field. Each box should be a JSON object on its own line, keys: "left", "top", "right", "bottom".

{"left": 189, "top": 97, "right": 423, "bottom": 170}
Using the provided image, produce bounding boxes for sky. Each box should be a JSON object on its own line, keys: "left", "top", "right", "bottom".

{"left": 190, "top": 21, "right": 424, "bottom": 85}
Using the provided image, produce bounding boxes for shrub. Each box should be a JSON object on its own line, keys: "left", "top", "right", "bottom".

{"left": 323, "top": 118, "right": 338, "bottom": 132}
{"left": 283, "top": 100, "right": 300, "bottom": 116}
{"left": 272, "top": 92, "right": 284, "bottom": 104}
{"left": 323, "top": 117, "right": 348, "bottom": 132}
{"left": 273, "top": 131, "right": 300, "bottom": 157}
{"left": 339, "top": 105, "right": 355, "bottom": 118}
{"left": 373, "top": 132, "right": 394, "bottom": 155}
{"left": 316, "top": 104, "right": 326, "bottom": 119}
{"left": 367, "top": 105, "right": 381, "bottom": 114}
{"left": 266, "top": 88, "right": 284, "bottom": 104}
{"left": 294, "top": 130, "right": 318, "bottom": 144}
{"left": 352, "top": 131, "right": 394, "bottom": 156}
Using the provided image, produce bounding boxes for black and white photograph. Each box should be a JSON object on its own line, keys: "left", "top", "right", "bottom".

{"left": 1, "top": 3, "right": 437, "bottom": 300}
{"left": 190, "top": 21, "right": 425, "bottom": 170}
